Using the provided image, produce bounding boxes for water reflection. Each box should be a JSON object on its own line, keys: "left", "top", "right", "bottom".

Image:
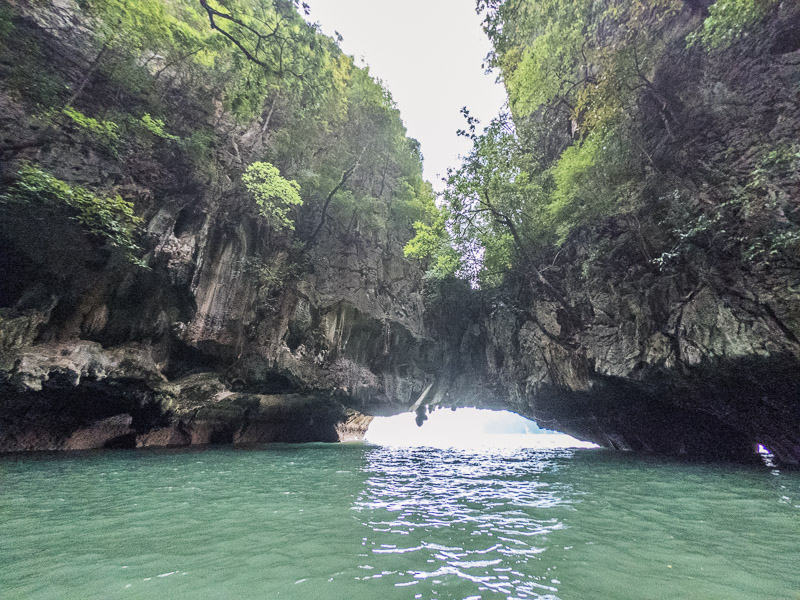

{"left": 354, "top": 445, "right": 577, "bottom": 599}
{"left": 1, "top": 444, "right": 798, "bottom": 599}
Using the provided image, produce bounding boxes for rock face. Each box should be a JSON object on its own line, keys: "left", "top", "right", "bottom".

{"left": 0, "top": 341, "right": 373, "bottom": 451}
{"left": 460, "top": 4, "right": 800, "bottom": 466}
{"left": 0, "top": 0, "right": 423, "bottom": 451}
{"left": 1, "top": 1, "right": 799, "bottom": 466}
{"left": 390, "top": 3, "right": 800, "bottom": 466}
{"left": 478, "top": 233, "right": 800, "bottom": 465}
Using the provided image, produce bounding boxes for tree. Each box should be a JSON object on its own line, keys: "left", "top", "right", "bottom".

{"left": 242, "top": 161, "right": 302, "bottom": 230}
{"left": 197, "top": 0, "right": 335, "bottom": 119}
{"left": 411, "top": 0, "right": 684, "bottom": 274}
{"left": 689, "top": 0, "right": 780, "bottom": 49}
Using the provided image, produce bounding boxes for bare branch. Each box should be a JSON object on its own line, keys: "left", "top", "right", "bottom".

{"left": 306, "top": 144, "right": 369, "bottom": 246}
{"left": 199, "top": 0, "right": 277, "bottom": 70}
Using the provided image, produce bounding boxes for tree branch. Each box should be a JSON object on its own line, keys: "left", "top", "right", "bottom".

{"left": 479, "top": 187, "right": 578, "bottom": 324}
{"left": 199, "top": 0, "right": 276, "bottom": 70}
{"left": 306, "top": 144, "right": 368, "bottom": 246}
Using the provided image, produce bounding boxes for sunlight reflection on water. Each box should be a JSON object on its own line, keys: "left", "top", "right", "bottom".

{"left": 1, "top": 442, "right": 798, "bottom": 599}
{"left": 353, "top": 444, "right": 580, "bottom": 598}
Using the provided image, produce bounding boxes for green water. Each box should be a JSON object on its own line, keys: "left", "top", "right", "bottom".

{"left": 1, "top": 444, "right": 798, "bottom": 600}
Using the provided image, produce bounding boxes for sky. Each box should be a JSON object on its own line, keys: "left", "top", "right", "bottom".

{"left": 305, "top": 0, "right": 508, "bottom": 190}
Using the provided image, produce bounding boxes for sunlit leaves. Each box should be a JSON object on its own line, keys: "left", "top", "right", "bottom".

{"left": 0, "top": 165, "right": 143, "bottom": 262}
{"left": 242, "top": 161, "right": 303, "bottom": 230}
{"left": 485, "top": 0, "right": 685, "bottom": 132}
{"left": 139, "top": 114, "right": 180, "bottom": 142}
{"left": 405, "top": 112, "right": 544, "bottom": 286}
{"left": 52, "top": 0, "right": 433, "bottom": 248}
{"left": 546, "top": 126, "right": 634, "bottom": 241}
{"left": 501, "top": 0, "right": 594, "bottom": 118}
{"left": 688, "top": 0, "right": 779, "bottom": 49}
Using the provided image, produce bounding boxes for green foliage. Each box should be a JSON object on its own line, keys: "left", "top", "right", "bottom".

{"left": 747, "top": 144, "right": 800, "bottom": 190}
{"left": 61, "top": 106, "right": 119, "bottom": 144}
{"left": 264, "top": 55, "right": 433, "bottom": 241}
{"left": 500, "top": 0, "right": 594, "bottom": 117}
{"left": 1, "top": 0, "right": 432, "bottom": 274}
{"left": 449, "top": 0, "right": 684, "bottom": 281}
{"left": 240, "top": 256, "right": 283, "bottom": 286}
{"left": 429, "top": 0, "right": 735, "bottom": 285}
{"left": 426, "top": 248, "right": 463, "bottom": 282}
{"left": 655, "top": 141, "right": 800, "bottom": 270}
{"left": 78, "top": 0, "right": 172, "bottom": 41}
{"left": 139, "top": 113, "right": 180, "bottom": 141}
{"left": 480, "top": 0, "right": 682, "bottom": 127}
{"left": 738, "top": 144, "right": 800, "bottom": 264}
{"left": 183, "top": 128, "right": 217, "bottom": 164}
{"left": 391, "top": 180, "right": 436, "bottom": 228}
{"left": 742, "top": 229, "right": 800, "bottom": 264}
{"left": 71, "top": 0, "right": 199, "bottom": 102}
{"left": 547, "top": 126, "right": 635, "bottom": 240}
{"left": 0, "top": 11, "right": 66, "bottom": 106}
{"left": 64, "top": 0, "right": 432, "bottom": 244}
{"left": 193, "top": 0, "right": 336, "bottom": 119}
{"left": 404, "top": 212, "right": 462, "bottom": 281}
{"left": 405, "top": 110, "right": 562, "bottom": 286}
{"left": 242, "top": 162, "right": 303, "bottom": 230}
{"left": 689, "top": 0, "right": 779, "bottom": 49}
{"left": 0, "top": 166, "right": 143, "bottom": 262}
{"left": 29, "top": 107, "right": 121, "bottom": 153}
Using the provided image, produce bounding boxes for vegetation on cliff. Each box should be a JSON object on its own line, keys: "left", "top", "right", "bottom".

{"left": 0, "top": 0, "right": 433, "bottom": 267}
{"left": 407, "top": 0, "right": 798, "bottom": 289}
{"left": 1, "top": 165, "right": 144, "bottom": 263}
{"left": 406, "top": 0, "right": 800, "bottom": 465}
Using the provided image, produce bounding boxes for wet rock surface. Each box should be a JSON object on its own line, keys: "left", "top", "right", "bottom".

{"left": 0, "top": 348, "right": 373, "bottom": 452}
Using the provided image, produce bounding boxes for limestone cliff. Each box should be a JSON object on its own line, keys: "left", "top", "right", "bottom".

{"left": 429, "top": 1, "right": 800, "bottom": 465}
{"left": 0, "top": 0, "right": 435, "bottom": 450}
{"left": 0, "top": 0, "right": 799, "bottom": 467}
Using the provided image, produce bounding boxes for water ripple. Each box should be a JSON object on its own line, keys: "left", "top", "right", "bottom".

{"left": 351, "top": 446, "right": 576, "bottom": 598}
{"left": 0, "top": 444, "right": 798, "bottom": 599}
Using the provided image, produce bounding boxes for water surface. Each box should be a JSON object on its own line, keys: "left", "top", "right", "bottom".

{"left": 1, "top": 443, "right": 798, "bottom": 599}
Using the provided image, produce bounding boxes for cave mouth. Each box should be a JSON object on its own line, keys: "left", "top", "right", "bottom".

{"left": 756, "top": 444, "right": 778, "bottom": 468}
{"left": 364, "top": 407, "right": 599, "bottom": 449}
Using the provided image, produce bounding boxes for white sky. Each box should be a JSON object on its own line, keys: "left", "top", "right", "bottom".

{"left": 305, "top": 0, "right": 507, "bottom": 190}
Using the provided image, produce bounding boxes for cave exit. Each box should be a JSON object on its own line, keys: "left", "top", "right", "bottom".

{"left": 365, "top": 407, "right": 599, "bottom": 449}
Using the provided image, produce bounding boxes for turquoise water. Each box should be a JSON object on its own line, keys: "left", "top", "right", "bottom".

{"left": 1, "top": 443, "right": 798, "bottom": 599}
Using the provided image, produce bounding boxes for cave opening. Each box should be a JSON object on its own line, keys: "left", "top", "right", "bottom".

{"left": 756, "top": 444, "right": 778, "bottom": 468}
{"left": 364, "top": 407, "right": 599, "bottom": 449}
